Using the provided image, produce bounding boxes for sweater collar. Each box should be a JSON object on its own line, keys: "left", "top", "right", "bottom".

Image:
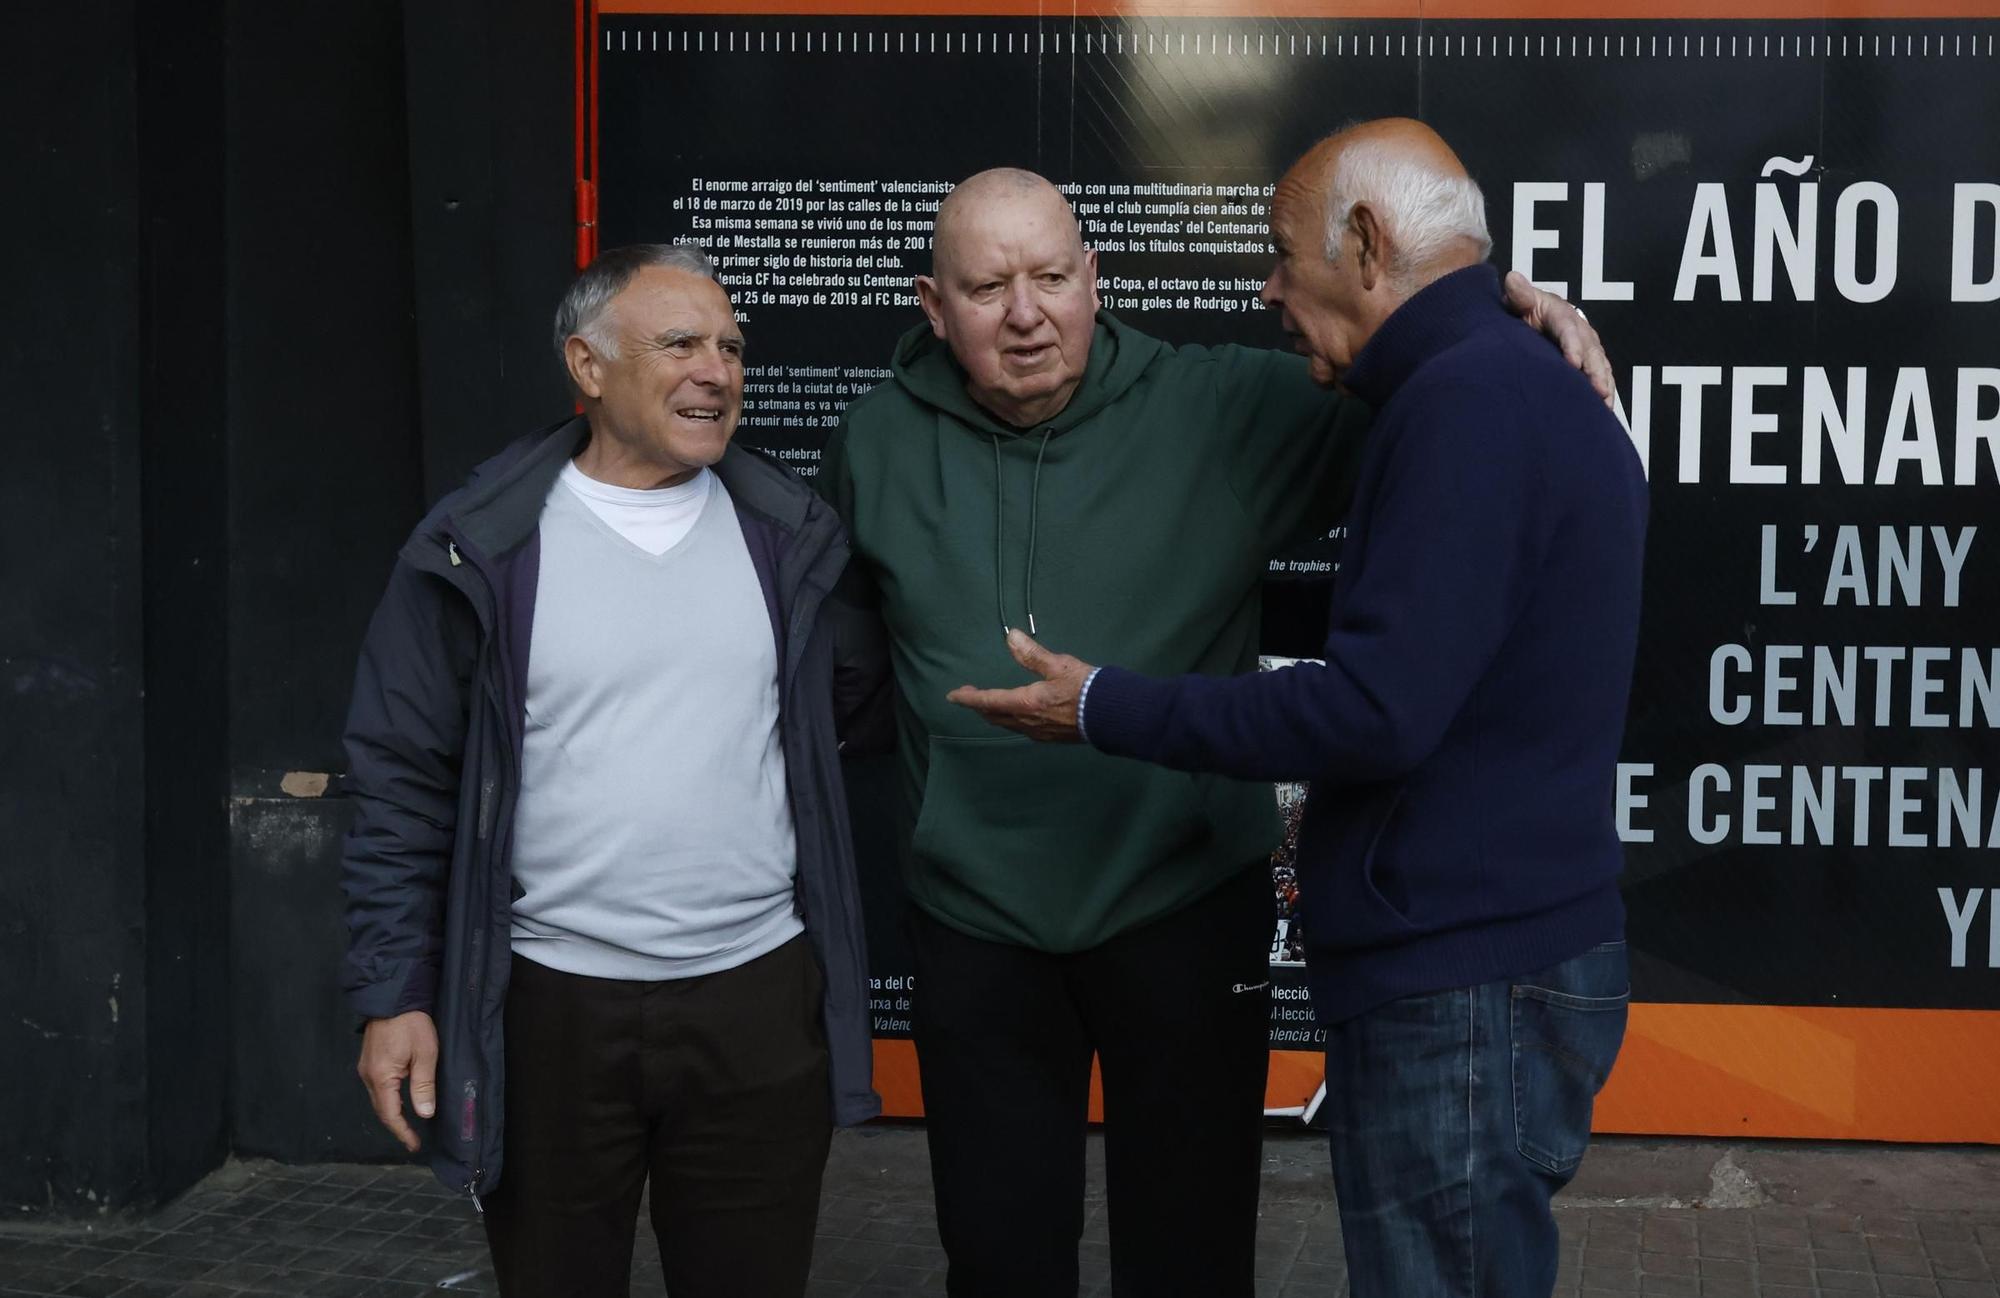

{"left": 1340, "top": 264, "right": 1504, "bottom": 407}
{"left": 888, "top": 310, "right": 1167, "bottom": 438}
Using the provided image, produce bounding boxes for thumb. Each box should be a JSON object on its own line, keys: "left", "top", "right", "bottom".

{"left": 409, "top": 1028, "right": 438, "bottom": 1120}
{"left": 1500, "top": 268, "right": 1538, "bottom": 320}
{"left": 1006, "top": 628, "right": 1056, "bottom": 678}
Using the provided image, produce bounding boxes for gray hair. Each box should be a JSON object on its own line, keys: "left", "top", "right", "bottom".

{"left": 553, "top": 242, "right": 718, "bottom": 363}
{"left": 1322, "top": 140, "right": 1492, "bottom": 294}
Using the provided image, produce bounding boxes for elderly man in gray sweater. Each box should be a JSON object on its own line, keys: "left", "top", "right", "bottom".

{"left": 341, "top": 243, "right": 881, "bottom": 1298}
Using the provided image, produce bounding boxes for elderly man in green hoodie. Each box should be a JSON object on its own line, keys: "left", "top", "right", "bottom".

{"left": 817, "top": 166, "right": 1607, "bottom": 1297}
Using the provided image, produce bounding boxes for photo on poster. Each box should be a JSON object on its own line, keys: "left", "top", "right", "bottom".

{"left": 1260, "top": 654, "right": 1317, "bottom": 972}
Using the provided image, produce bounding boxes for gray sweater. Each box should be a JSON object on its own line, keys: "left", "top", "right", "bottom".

{"left": 508, "top": 477, "right": 802, "bottom": 980}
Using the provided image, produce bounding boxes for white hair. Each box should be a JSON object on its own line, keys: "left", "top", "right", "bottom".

{"left": 1322, "top": 139, "right": 1492, "bottom": 293}
{"left": 553, "top": 242, "right": 719, "bottom": 364}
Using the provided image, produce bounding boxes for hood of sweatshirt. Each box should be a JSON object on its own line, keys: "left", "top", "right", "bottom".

{"left": 886, "top": 310, "right": 1168, "bottom": 440}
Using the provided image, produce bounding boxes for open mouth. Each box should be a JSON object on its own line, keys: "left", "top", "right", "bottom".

{"left": 1004, "top": 344, "right": 1052, "bottom": 365}
{"left": 675, "top": 408, "right": 726, "bottom": 423}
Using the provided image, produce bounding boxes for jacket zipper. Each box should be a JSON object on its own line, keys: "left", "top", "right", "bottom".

{"left": 460, "top": 1080, "right": 484, "bottom": 1208}
{"left": 434, "top": 528, "right": 506, "bottom": 1216}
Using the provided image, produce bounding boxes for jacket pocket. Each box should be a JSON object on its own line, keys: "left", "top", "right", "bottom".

{"left": 1356, "top": 786, "right": 1413, "bottom": 924}
{"left": 1303, "top": 786, "right": 1420, "bottom": 950}
{"left": 1510, "top": 942, "right": 1630, "bottom": 1177}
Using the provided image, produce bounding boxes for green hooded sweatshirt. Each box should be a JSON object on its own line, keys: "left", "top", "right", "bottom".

{"left": 819, "top": 311, "right": 1369, "bottom": 952}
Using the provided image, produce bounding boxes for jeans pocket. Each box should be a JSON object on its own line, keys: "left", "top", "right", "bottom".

{"left": 1510, "top": 953, "right": 1630, "bottom": 1177}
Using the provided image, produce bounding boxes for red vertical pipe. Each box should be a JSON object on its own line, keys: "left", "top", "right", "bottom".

{"left": 573, "top": 0, "right": 600, "bottom": 268}
{"left": 589, "top": 0, "right": 602, "bottom": 264}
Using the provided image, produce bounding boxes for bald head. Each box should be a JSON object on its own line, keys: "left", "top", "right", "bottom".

{"left": 932, "top": 168, "right": 1084, "bottom": 280}
{"left": 1260, "top": 118, "right": 1491, "bottom": 387}
{"left": 1297, "top": 118, "right": 1470, "bottom": 189}
{"left": 1283, "top": 117, "right": 1491, "bottom": 291}
{"left": 914, "top": 167, "right": 1102, "bottom": 427}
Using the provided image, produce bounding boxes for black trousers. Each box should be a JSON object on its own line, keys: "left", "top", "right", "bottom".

{"left": 483, "top": 936, "right": 832, "bottom": 1298}
{"left": 907, "top": 864, "right": 1275, "bottom": 1297}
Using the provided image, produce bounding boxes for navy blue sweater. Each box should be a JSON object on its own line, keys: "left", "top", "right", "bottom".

{"left": 1084, "top": 265, "right": 1649, "bottom": 1023}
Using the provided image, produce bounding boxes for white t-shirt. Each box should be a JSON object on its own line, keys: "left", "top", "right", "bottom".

{"left": 559, "top": 459, "right": 712, "bottom": 555}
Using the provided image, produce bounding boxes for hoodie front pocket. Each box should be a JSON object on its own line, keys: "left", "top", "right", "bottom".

{"left": 910, "top": 734, "right": 1210, "bottom": 937}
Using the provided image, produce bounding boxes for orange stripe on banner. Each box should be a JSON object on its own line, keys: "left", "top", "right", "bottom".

{"left": 1598, "top": 1004, "right": 2000, "bottom": 1144}
{"left": 602, "top": 1, "right": 2000, "bottom": 19}
{"left": 872, "top": 1038, "right": 926, "bottom": 1117}
{"left": 872, "top": 1006, "right": 2000, "bottom": 1142}
{"left": 870, "top": 1041, "right": 1326, "bottom": 1120}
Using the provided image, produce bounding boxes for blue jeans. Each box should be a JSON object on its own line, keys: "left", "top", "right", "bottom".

{"left": 1323, "top": 942, "right": 1629, "bottom": 1298}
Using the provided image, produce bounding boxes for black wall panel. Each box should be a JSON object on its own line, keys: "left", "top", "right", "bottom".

{"left": 0, "top": 1, "right": 153, "bottom": 1216}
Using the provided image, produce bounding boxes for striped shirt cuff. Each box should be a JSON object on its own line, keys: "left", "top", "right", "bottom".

{"left": 1076, "top": 666, "right": 1104, "bottom": 744}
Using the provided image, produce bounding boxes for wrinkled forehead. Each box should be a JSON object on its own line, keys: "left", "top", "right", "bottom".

{"left": 939, "top": 192, "right": 1085, "bottom": 279}
{"left": 1268, "top": 164, "right": 1328, "bottom": 237}
{"left": 609, "top": 267, "right": 737, "bottom": 335}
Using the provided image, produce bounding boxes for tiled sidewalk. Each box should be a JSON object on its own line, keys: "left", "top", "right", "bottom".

{"left": 2, "top": 1130, "right": 1996, "bottom": 1297}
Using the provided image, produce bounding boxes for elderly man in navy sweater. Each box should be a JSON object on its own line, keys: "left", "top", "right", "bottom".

{"left": 949, "top": 118, "right": 1649, "bottom": 1298}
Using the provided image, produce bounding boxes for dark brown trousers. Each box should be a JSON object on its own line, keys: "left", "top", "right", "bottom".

{"left": 482, "top": 936, "right": 832, "bottom": 1298}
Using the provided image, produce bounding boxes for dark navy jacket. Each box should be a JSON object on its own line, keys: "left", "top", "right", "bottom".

{"left": 1084, "top": 265, "right": 1649, "bottom": 1023}
{"left": 340, "top": 416, "right": 883, "bottom": 1203}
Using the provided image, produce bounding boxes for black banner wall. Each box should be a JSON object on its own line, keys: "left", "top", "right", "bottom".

{"left": 594, "top": 3, "right": 2000, "bottom": 1140}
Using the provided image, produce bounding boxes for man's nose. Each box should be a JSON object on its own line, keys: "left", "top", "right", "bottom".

{"left": 1003, "top": 282, "right": 1043, "bottom": 329}
{"left": 690, "top": 345, "right": 729, "bottom": 387}
{"left": 1258, "top": 269, "right": 1282, "bottom": 309}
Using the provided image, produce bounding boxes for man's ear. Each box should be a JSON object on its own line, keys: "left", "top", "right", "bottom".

{"left": 1350, "top": 202, "right": 1387, "bottom": 293}
{"left": 564, "top": 335, "right": 605, "bottom": 400}
{"left": 1082, "top": 247, "right": 1101, "bottom": 313}
{"left": 915, "top": 275, "right": 947, "bottom": 339}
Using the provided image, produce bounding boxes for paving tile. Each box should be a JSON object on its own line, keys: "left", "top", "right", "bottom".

{"left": 1757, "top": 1224, "right": 1814, "bottom": 1248}
{"left": 1640, "top": 1251, "right": 1699, "bottom": 1277}
{"left": 1578, "top": 1266, "right": 1642, "bottom": 1292}
{"left": 51, "top": 1276, "right": 130, "bottom": 1298}
{"left": 1936, "top": 1284, "right": 2000, "bottom": 1298}
{"left": 1695, "top": 1281, "right": 1757, "bottom": 1298}
{"left": 1817, "top": 1246, "right": 1880, "bottom": 1272}
{"left": 1694, "top": 1235, "right": 1753, "bottom": 1261}
{"left": 1879, "top": 1278, "right": 1945, "bottom": 1297}
{"left": 1876, "top": 1250, "right": 1940, "bottom": 1277}
{"left": 1693, "top": 1256, "right": 1750, "bottom": 1284}
{"left": 1760, "top": 1262, "right": 1818, "bottom": 1287}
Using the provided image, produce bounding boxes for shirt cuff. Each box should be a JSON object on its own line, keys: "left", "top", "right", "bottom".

{"left": 1076, "top": 666, "right": 1104, "bottom": 744}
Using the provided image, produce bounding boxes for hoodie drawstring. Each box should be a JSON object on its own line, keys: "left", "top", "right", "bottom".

{"left": 992, "top": 435, "right": 1008, "bottom": 632}
{"left": 990, "top": 428, "right": 1056, "bottom": 636}
{"left": 1024, "top": 430, "right": 1052, "bottom": 636}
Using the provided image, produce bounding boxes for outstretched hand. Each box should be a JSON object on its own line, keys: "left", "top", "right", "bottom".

{"left": 946, "top": 629, "right": 1096, "bottom": 744}
{"left": 1501, "top": 269, "right": 1616, "bottom": 408}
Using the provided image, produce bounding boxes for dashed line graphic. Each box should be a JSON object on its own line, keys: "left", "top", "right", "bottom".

{"left": 607, "top": 23, "right": 1995, "bottom": 58}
